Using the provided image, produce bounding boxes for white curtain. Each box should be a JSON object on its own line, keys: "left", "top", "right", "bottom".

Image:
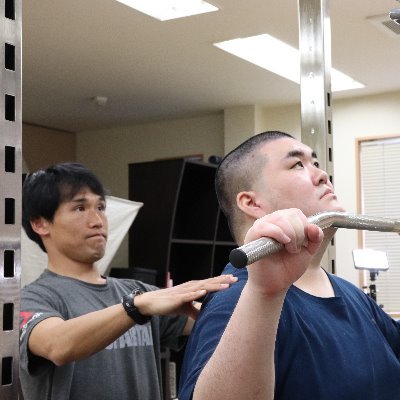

{"left": 21, "top": 196, "right": 143, "bottom": 287}
{"left": 359, "top": 137, "right": 400, "bottom": 313}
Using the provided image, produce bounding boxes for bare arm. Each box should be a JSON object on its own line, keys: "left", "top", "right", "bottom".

{"left": 193, "top": 209, "right": 324, "bottom": 400}
{"left": 28, "top": 275, "right": 237, "bottom": 366}
{"left": 28, "top": 304, "right": 133, "bottom": 365}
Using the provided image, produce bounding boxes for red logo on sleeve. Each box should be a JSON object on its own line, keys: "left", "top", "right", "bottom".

{"left": 20, "top": 311, "right": 33, "bottom": 329}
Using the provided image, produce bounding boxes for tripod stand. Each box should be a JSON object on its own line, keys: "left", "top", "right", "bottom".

{"left": 363, "top": 270, "right": 384, "bottom": 308}
{"left": 353, "top": 248, "right": 389, "bottom": 309}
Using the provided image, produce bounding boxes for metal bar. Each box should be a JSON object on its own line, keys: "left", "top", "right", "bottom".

{"left": 0, "top": 0, "right": 22, "bottom": 398}
{"left": 298, "top": 0, "right": 335, "bottom": 273}
{"left": 229, "top": 212, "right": 400, "bottom": 268}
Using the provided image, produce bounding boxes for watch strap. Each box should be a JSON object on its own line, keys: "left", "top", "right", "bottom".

{"left": 121, "top": 288, "right": 151, "bottom": 325}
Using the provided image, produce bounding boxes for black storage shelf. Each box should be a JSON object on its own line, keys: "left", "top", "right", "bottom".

{"left": 129, "top": 159, "right": 183, "bottom": 287}
{"left": 170, "top": 239, "right": 214, "bottom": 245}
{"left": 129, "top": 157, "right": 236, "bottom": 288}
{"left": 128, "top": 157, "right": 237, "bottom": 399}
{"left": 213, "top": 243, "right": 237, "bottom": 276}
{"left": 216, "top": 209, "right": 234, "bottom": 242}
{"left": 172, "top": 161, "right": 219, "bottom": 241}
{"left": 168, "top": 242, "right": 214, "bottom": 286}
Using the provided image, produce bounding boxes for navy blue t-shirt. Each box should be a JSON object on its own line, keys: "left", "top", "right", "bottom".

{"left": 179, "top": 264, "right": 400, "bottom": 400}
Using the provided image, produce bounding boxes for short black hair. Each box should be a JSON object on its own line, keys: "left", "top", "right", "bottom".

{"left": 22, "top": 162, "right": 107, "bottom": 252}
{"left": 215, "top": 131, "right": 294, "bottom": 241}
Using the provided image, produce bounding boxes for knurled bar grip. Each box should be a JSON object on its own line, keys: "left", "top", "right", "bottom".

{"left": 229, "top": 212, "right": 400, "bottom": 268}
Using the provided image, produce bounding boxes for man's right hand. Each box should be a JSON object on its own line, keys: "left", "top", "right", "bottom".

{"left": 133, "top": 274, "right": 238, "bottom": 320}
{"left": 243, "top": 208, "right": 324, "bottom": 297}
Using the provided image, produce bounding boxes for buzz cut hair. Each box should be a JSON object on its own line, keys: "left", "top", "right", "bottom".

{"left": 215, "top": 131, "right": 295, "bottom": 241}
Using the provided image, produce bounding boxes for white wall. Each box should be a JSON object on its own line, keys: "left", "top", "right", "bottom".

{"left": 76, "top": 112, "right": 224, "bottom": 269}
{"left": 77, "top": 91, "right": 400, "bottom": 284}
{"left": 77, "top": 113, "right": 224, "bottom": 199}
{"left": 224, "top": 105, "right": 258, "bottom": 153}
{"left": 332, "top": 91, "right": 400, "bottom": 284}
{"left": 255, "top": 103, "right": 301, "bottom": 139}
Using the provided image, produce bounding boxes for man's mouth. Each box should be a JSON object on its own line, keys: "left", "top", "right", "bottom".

{"left": 320, "top": 189, "right": 334, "bottom": 199}
{"left": 87, "top": 233, "right": 107, "bottom": 241}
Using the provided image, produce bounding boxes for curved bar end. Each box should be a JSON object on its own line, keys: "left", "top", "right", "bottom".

{"left": 229, "top": 248, "right": 248, "bottom": 269}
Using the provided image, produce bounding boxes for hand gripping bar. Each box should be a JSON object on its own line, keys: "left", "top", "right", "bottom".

{"left": 229, "top": 212, "right": 400, "bottom": 268}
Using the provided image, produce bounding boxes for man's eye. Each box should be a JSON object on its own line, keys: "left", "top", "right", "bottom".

{"left": 314, "top": 161, "right": 320, "bottom": 168}
{"left": 293, "top": 161, "right": 304, "bottom": 168}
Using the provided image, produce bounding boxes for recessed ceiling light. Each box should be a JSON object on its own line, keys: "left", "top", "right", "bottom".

{"left": 214, "top": 34, "right": 365, "bottom": 92}
{"left": 115, "top": 0, "right": 218, "bottom": 21}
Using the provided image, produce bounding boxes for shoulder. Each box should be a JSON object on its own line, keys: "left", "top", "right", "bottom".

{"left": 22, "top": 270, "right": 61, "bottom": 299}
{"left": 328, "top": 273, "right": 366, "bottom": 297}
{"left": 23, "top": 269, "right": 53, "bottom": 288}
{"left": 179, "top": 265, "right": 246, "bottom": 398}
{"left": 202, "top": 264, "right": 247, "bottom": 312}
{"left": 222, "top": 262, "right": 248, "bottom": 278}
{"left": 327, "top": 273, "right": 392, "bottom": 320}
{"left": 188, "top": 264, "right": 246, "bottom": 336}
{"left": 328, "top": 273, "right": 357, "bottom": 287}
{"left": 106, "top": 277, "right": 159, "bottom": 293}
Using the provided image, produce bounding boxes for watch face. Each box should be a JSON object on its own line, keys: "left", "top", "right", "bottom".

{"left": 132, "top": 288, "right": 144, "bottom": 297}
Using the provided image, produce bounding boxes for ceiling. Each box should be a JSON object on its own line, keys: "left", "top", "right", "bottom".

{"left": 22, "top": 0, "right": 400, "bottom": 133}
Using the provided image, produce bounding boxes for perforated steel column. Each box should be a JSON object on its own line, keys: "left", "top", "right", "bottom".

{"left": 298, "top": 0, "right": 333, "bottom": 175}
{"left": 298, "top": 0, "right": 336, "bottom": 273}
{"left": 0, "top": 0, "right": 22, "bottom": 398}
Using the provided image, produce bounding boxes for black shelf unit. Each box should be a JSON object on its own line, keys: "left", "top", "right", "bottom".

{"left": 128, "top": 158, "right": 237, "bottom": 398}
{"left": 128, "top": 158, "right": 236, "bottom": 288}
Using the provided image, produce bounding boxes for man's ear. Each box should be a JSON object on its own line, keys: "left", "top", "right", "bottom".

{"left": 236, "top": 191, "right": 266, "bottom": 219}
{"left": 30, "top": 217, "right": 50, "bottom": 237}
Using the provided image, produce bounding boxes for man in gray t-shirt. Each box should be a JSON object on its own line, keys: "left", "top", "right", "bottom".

{"left": 20, "top": 163, "right": 237, "bottom": 400}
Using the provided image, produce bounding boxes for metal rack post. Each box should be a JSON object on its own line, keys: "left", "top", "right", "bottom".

{"left": 0, "top": 0, "right": 22, "bottom": 398}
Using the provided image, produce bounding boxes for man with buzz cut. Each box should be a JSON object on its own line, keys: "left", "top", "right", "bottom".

{"left": 179, "top": 131, "right": 400, "bottom": 400}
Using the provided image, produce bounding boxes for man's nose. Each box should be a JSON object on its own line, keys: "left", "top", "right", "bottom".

{"left": 313, "top": 167, "right": 328, "bottom": 185}
{"left": 88, "top": 209, "right": 104, "bottom": 227}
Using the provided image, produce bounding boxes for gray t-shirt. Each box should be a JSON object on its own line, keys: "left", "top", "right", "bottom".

{"left": 19, "top": 270, "right": 187, "bottom": 400}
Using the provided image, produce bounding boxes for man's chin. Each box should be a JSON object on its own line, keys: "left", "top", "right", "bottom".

{"left": 327, "top": 204, "right": 346, "bottom": 213}
{"left": 322, "top": 197, "right": 346, "bottom": 213}
{"left": 332, "top": 203, "right": 346, "bottom": 213}
{"left": 311, "top": 203, "right": 346, "bottom": 216}
{"left": 89, "top": 250, "right": 106, "bottom": 264}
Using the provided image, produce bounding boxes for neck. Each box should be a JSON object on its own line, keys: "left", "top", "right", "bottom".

{"left": 294, "top": 227, "right": 337, "bottom": 297}
{"left": 310, "top": 226, "right": 336, "bottom": 269}
{"left": 47, "top": 255, "right": 105, "bottom": 284}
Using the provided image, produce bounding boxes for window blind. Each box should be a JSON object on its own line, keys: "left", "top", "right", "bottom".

{"left": 359, "top": 137, "right": 400, "bottom": 313}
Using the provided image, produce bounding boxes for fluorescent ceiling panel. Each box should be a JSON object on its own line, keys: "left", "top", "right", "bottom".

{"left": 214, "top": 34, "right": 365, "bottom": 92}
{"left": 115, "top": 0, "right": 218, "bottom": 21}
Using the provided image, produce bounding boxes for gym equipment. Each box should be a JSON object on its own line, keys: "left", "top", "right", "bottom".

{"left": 353, "top": 248, "right": 389, "bottom": 306}
{"left": 229, "top": 212, "right": 400, "bottom": 268}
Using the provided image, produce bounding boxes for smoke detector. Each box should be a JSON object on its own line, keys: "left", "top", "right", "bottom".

{"left": 367, "top": 13, "right": 400, "bottom": 37}
{"left": 92, "top": 96, "right": 108, "bottom": 106}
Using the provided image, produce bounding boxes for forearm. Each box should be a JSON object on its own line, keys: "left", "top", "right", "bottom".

{"left": 30, "top": 304, "right": 134, "bottom": 365}
{"left": 193, "top": 284, "right": 286, "bottom": 400}
{"left": 30, "top": 276, "right": 236, "bottom": 365}
{"left": 192, "top": 211, "right": 324, "bottom": 399}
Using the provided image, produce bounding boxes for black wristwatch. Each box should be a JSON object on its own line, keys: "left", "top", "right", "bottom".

{"left": 121, "top": 288, "right": 151, "bottom": 325}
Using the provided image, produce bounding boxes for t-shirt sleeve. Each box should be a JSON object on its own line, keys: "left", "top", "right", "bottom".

{"left": 365, "top": 294, "right": 400, "bottom": 358}
{"left": 178, "top": 280, "right": 243, "bottom": 400}
{"left": 20, "top": 286, "right": 65, "bottom": 375}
